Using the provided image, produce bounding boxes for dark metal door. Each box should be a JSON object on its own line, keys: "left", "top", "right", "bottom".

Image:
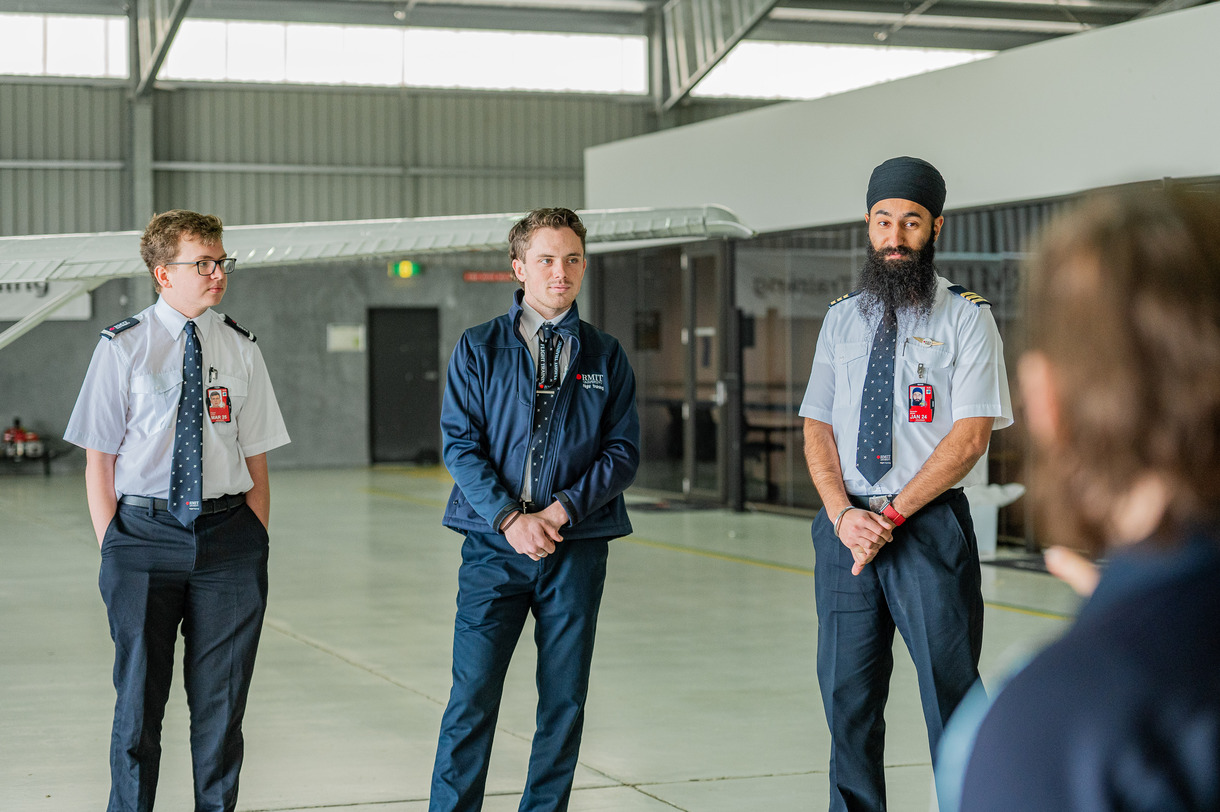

{"left": 368, "top": 307, "right": 441, "bottom": 464}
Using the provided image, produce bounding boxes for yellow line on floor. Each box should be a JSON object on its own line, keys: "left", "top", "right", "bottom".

{"left": 625, "top": 534, "right": 818, "bottom": 576}
{"left": 363, "top": 486, "right": 449, "bottom": 509}
{"left": 374, "top": 464, "right": 454, "bottom": 483}
{"left": 362, "top": 476, "right": 1073, "bottom": 622}
{"left": 979, "top": 600, "right": 1071, "bottom": 620}
{"left": 623, "top": 535, "right": 1072, "bottom": 621}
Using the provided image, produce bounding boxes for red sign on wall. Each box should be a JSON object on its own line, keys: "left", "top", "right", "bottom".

{"left": 463, "top": 271, "right": 515, "bottom": 283}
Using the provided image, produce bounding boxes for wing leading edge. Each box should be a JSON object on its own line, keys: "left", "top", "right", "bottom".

{"left": 0, "top": 204, "right": 753, "bottom": 351}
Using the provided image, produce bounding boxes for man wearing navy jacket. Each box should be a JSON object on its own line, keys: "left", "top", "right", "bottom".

{"left": 429, "top": 207, "right": 640, "bottom": 812}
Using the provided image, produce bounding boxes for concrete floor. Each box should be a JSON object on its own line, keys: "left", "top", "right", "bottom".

{"left": 1, "top": 467, "right": 1081, "bottom": 811}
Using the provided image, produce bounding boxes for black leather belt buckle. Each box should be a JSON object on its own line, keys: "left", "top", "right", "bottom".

{"left": 201, "top": 493, "right": 246, "bottom": 515}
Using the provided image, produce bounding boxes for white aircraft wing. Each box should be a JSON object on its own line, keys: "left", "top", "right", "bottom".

{"left": 0, "top": 205, "right": 752, "bottom": 351}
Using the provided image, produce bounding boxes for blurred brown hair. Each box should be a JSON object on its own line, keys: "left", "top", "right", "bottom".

{"left": 140, "top": 210, "right": 224, "bottom": 292}
{"left": 1024, "top": 184, "right": 1220, "bottom": 553}
{"left": 508, "top": 208, "right": 587, "bottom": 286}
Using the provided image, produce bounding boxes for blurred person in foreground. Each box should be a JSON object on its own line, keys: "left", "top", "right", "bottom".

{"left": 945, "top": 185, "right": 1220, "bottom": 811}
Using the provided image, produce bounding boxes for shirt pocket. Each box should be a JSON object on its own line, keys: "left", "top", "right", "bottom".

{"left": 833, "top": 341, "right": 870, "bottom": 408}
{"left": 209, "top": 372, "right": 248, "bottom": 433}
{"left": 128, "top": 371, "right": 182, "bottom": 437}
{"left": 901, "top": 342, "right": 953, "bottom": 396}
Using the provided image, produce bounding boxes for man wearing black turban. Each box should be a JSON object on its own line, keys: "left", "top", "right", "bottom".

{"left": 798, "top": 157, "right": 1013, "bottom": 811}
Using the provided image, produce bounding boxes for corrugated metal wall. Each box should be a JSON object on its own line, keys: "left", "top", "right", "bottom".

{"left": 0, "top": 83, "right": 127, "bottom": 236}
{"left": 150, "top": 85, "right": 764, "bottom": 225}
{"left": 154, "top": 87, "right": 406, "bottom": 223}
{"left": 2, "top": 80, "right": 768, "bottom": 235}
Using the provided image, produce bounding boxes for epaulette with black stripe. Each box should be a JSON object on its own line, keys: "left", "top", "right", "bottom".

{"left": 946, "top": 284, "right": 990, "bottom": 307}
{"left": 100, "top": 316, "right": 140, "bottom": 340}
{"left": 223, "top": 315, "right": 256, "bottom": 342}
{"left": 828, "top": 290, "right": 861, "bottom": 308}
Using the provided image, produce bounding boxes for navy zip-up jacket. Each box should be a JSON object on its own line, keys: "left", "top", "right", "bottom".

{"left": 441, "top": 289, "right": 639, "bottom": 540}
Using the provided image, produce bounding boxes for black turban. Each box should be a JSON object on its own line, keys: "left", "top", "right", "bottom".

{"left": 866, "top": 156, "right": 946, "bottom": 219}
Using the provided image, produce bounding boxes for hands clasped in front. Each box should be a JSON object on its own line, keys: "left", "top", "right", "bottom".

{"left": 837, "top": 508, "right": 895, "bottom": 576}
{"left": 503, "top": 501, "right": 569, "bottom": 561}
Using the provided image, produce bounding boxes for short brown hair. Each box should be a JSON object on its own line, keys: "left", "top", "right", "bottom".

{"left": 1024, "top": 184, "right": 1220, "bottom": 553}
{"left": 508, "top": 208, "right": 587, "bottom": 276}
{"left": 140, "top": 210, "right": 224, "bottom": 291}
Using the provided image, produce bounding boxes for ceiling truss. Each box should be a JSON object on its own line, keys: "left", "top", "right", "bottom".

{"left": 0, "top": 0, "right": 1207, "bottom": 107}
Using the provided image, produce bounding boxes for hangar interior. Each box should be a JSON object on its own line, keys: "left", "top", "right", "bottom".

{"left": 2, "top": 1, "right": 1219, "bottom": 810}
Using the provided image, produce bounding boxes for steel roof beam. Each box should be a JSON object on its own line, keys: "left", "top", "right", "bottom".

{"left": 1139, "top": 0, "right": 1211, "bottom": 15}
{"left": 133, "top": 0, "right": 193, "bottom": 97}
{"left": 769, "top": 6, "right": 1092, "bottom": 33}
{"left": 660, "top": 0, "right": 781, "bottom": 111}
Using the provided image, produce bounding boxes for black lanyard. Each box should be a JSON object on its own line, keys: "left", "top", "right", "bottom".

{"left": 536, "top": 323, "right": 562, "bottom": 391}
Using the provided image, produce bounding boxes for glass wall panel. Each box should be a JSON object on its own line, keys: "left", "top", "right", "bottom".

{"left": 736, "top": 245, "right": 857, "bottom": 507}
{"left": 593, "top": 249, "right": 686, "bottom": 494}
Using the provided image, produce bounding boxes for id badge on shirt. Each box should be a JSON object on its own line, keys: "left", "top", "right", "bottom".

{"left": 206, "top": 386, "right": 232, "bottom": 423}
{"left": 908, "top": 384, "right": 934, "bottom": 423}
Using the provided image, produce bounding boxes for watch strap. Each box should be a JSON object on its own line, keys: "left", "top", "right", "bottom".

{"left": 881, "top": 501, "right": 906, "bottom": 526}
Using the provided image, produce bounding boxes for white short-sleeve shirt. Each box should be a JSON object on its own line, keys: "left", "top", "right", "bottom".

{"left": 65, "top": 296, "right": 291, "bottom": 500}
{"left": 799, "top": 276, "right": 1012, "bottom": 496}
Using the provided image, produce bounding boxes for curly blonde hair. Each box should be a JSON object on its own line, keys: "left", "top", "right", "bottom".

{"left": 140, "top": 210, "right": 224, "bottom": 291}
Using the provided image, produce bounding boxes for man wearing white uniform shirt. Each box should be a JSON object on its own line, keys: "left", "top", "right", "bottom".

{"left": 799, "top": 158, "right": 1012, "bottom": 812}
{"left": 65, "top": 210, "right": 290, "bottom": 812}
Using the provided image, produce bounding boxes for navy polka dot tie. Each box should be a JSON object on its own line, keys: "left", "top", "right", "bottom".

{"left": 856, "top": 309, "right": 896, "bottom": 485}
{"left": 169, "top": 320, "right": 204, "bottom": 527}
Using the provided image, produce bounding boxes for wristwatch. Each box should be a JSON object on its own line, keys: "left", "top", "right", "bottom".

{"left": 881, "top": 500, "right": 906, "bottom": 527}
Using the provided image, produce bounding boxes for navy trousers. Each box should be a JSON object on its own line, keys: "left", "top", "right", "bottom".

{"left": 98, "top": 499, "right": 269, "bottom": 812}
{"left": 429, "top": 530, "right": 610, "bottom": 812}
{"left": 811, "top": 490, "right": 982, "bottom": 812}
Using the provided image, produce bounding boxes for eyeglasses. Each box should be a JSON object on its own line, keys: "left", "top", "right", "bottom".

{"left": 165, "top": 257, "right": 237, "bottom": 275}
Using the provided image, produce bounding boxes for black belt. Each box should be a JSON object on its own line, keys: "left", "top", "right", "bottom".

{"left": 847, "top": 487, "right": 962, "bottom": 514}
{"left": 520, "top": 501, "right": 545, "bottom": 514}
{"left": 119, "top": 493, "right": 246, "bottom": 515}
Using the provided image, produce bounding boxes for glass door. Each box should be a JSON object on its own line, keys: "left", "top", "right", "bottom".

{"left": 589, "top": 242, "right": 727, "bottom": 501}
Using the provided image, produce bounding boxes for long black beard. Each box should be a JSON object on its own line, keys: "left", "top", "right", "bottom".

{"left": 857, "top": 239, "right": 939, "bottom": 326}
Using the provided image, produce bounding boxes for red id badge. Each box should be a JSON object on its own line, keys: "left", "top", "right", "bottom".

{"left": 908, "top": 384, "right": 934, "bottom": 422}
{"left": 206, "top": 387, "right": 232, "bottom": 423}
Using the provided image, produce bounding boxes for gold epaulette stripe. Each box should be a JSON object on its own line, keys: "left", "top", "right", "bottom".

{"left": 947, "top": 285, "right": 990, "bottom": 307}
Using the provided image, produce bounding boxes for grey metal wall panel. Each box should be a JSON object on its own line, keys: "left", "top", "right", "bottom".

{"left": 0, "top": 83, "right": 126, "bottom": 235}
{"left": 673, "top": 97, "right": 774, "bottom": 126}
{"left": 146, "top": 87, "right": 677, "bottom": 223}
{"left": 0, "top": 83, "right": 125, "bottom": 161}
{"left": 155, "top": 87, "right": 403, "bottom": 167}
{"left": 0, "top": 82, "right": 768, "bottom": 235}
{"left": 155, "top": 170, "right": 404, "bottom": 225}
{"left": 413, "top": 175, "right": 584, "bottom": 217}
